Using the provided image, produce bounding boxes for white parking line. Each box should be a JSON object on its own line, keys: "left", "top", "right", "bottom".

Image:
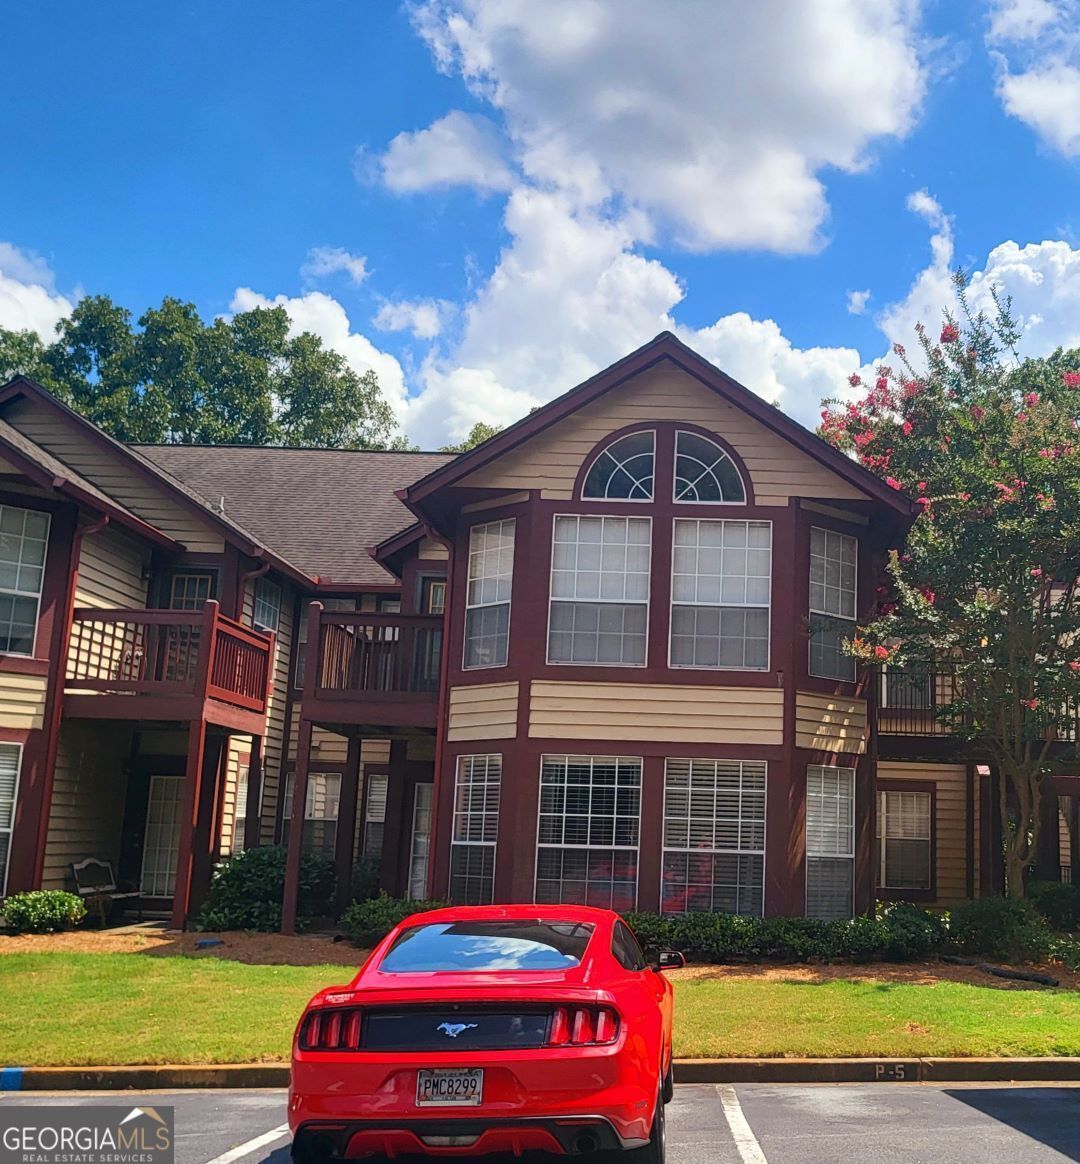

{"left": 201, "top": 1123, "right": 290, "bottom": 1164}
{"left": 716, "top": 1085, "right": 768, "bottom": 1164}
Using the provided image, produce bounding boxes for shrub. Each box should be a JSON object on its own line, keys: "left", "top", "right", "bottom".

{"left": 1028, "top": 880, "right": 1080, "bottom": 932}
{"left": 350, "top": 856, "right": 381, "bottom": 904}
{"left": 195, "top": 845, "right": 335, "bottom": 932}
{"left": 341, "top": 892, "right": 447, "bottom": 947}
{"left": 950, "top": 896, "right": 1053, "bottom": 963}
{"left": 2, "top": 890, "right": 86, "bottom": 934}
{"left": 879, "top": 902, "right": 949, "bottom": 961}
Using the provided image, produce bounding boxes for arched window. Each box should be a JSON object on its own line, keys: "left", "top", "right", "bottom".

{"left": 673, "top": 431, "right": 745, "bottom": 503}
{"left": 582, "top": 431, "right": 655, "bottom": 500}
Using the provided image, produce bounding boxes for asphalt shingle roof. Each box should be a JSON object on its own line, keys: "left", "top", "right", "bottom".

{"left": 133, "top": 445, "right": 456, "bottom": 585}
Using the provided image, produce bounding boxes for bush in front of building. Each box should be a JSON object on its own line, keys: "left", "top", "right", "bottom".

{"left": 1, "top": 890, "right": 87, "bottom": 934}
{"left": 195, "top": 845, "right": 335, "bottom": 932}
{"left": 1027, "top": 880, "right": 1080, "bottom": 932}
{"left": 950, "top": 896, "right": 1054, "bottom": 963}
{"left": 341, "top": 892, "right": 447, "bottom": 947}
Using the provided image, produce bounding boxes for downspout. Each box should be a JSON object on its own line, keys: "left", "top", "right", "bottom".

{"left": 33, "top": 512, "right": 109, "bottom": 886}
{"left": 236, "top": 554, "right": 271, "bottom": 622}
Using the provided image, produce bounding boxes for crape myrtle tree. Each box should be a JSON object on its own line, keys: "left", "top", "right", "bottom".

{"left": 0, "top": 294, "right": 401, "bottom": 449}
{"left": 819, "top": 275, "right": 1080, "bottom": 896}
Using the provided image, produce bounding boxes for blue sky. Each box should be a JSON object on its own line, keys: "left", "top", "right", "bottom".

{"left": 3, "top": 0, "right": 1080, "bottom": 445}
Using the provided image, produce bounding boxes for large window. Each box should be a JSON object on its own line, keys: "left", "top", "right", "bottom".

{"left": 805, "top": 765, "right": 855, "bottom": 920}
{"left": 362, "top": 774, "right": 388, "bottom": 859}
{"left": 168, "top": 572, "right": 213, "bottom": 610}
{"left": 253, "top": 578, "right": 281, "bottom": 633}
{"left": 283, "top": 771, "right": 341, "bottom": 860}
{"left": 0, "top": 743, "right": 20, "bottom": 897}
{"left": 582, "top": 431, "right": 655, "bottom": 500}
{"left": 670, "top": 520, "right": 771, "bottom": 669}
{"left": 809, "top": 527, "right": 857, "bottom": 681}
{"left": 450, "top": 754, "right": 501, "bottom": 904}
{"left": 0, "top": 505, "right": 50, "bottom": 656}
{"left": 662, "top": 759, "right": 766, "bottom": 916}
{"left": 674, "top": 431, "right": 746, "bottom": 503}
{"left": 878, "top": 789, "right": 932, "bottom": 890}
{"left": 535, "top": 755, "right": 640, "bottom": 910}
{"left": 548, "top": 516, "right": 651, "bottom": 665}
{"left": 464, "top": 519, "right": 515, "bottom": 669}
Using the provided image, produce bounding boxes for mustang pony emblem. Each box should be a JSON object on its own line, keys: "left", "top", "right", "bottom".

{"left": 437, "top": 1022, "right": 478, "bottom": 1038}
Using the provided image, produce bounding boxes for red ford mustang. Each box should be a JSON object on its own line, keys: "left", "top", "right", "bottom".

{"left": 289, "top": 903, "right": 682, "bottom": 1161}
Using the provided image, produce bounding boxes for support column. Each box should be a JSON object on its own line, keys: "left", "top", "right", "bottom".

{"left": 1035, "top": 787, "right": 1061, "bottom": 883}
{"left": 190, "top": 733, "right": 227, "bottom": 912}
{"left": 334, "top": 737, "right": 362, "bottom": 916}
{"left": 244, "top": 736, "right": 264, "bottom": 852}
{"left": 171, "top": 720, "right": 207, "bottom": 930}
{"left": 379, "top": 740, "right": 409, "bottom": 896}
{"left": 282, "top": 718, "right": 313, "bottom": 934}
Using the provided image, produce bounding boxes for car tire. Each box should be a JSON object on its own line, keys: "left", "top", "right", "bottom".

{"left": 662, "top": 1056, "right": 675, "bottom": 1104}
{"left": 626, "top": 1080, "right": 666, "bottom": 1163}
{"left": 291, "top": 1135, "right": 333, "bottom": 1164}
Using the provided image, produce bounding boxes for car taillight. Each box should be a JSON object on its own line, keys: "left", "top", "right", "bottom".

{"left": 546, "top": 1006, "right": 619, "bottom": 1047}
{"left": 300, "top": 1007, "right": 363, "bottom": 1050}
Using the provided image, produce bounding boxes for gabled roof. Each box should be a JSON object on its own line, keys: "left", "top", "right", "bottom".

{"left": 134, "top": 444, "right": 455, "bottom": 586}
{"left": 403, "top": 331, "right": 918, "bottom": 519}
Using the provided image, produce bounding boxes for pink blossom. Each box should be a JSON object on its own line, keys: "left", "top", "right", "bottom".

{"left": 1031, "top": 567, "right": 1043, "bottom": 577}
{"left": 875, "top": 376, "right": 889, "bottom": 392}
{"left": 1023, "top": 698, "right": 1039, "bottom": 711}
{"left": 916, "top": 497, "right": 930, "bottom": 507}
{"left": 848, "top": 373, "right": 862, "bottom": 387}
{"left": 940, "top": 323, "right": 959, "bottom": 344}
{"left": 893, "top": 343, "right": 906, "bottom": 357}
{"left": 1039, "top": 448, "right": 1053, "bottom": 458}
{"left": 917, "top": 481, "right": 927, "bottom": 492}
{"left": 1018, "top": 412, "right": 1028, "bottom": 423}
{"left": 1063, "top": 371, "right": 1080, "bottom": 388}
{"left": 902, "top": 421, "right": 913, "bottom": 436}
{"left": 970, "top": 404, "right": 986, "bottom": 422}
{"left": 1070, "top": 661, "right": 1080, "bottom": 673}
{"left": 886, "top": 476, "right": 902, "bottom": 490}
{"left": 874, "top": 645, "right": 890, "bottom": 660}
{"left": 1025, "top": 392, "right": 1040, "bottom": 406}
{"left": 959, "top": 492, "right": 971, "bottom": 501}
{"left": 919, "top": 586, "right": 936, "bottom": 605}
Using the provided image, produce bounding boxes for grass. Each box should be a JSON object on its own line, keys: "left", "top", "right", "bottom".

{"left": 2, "top": 953, "right": 1080, "bottom": 1066}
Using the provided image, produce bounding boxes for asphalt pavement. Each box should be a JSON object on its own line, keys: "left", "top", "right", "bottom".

{"left": 2, "top": 1083, "right": 1079, "bottom": 1164}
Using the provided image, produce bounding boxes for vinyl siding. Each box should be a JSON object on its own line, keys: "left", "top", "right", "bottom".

{"left": 447, "top": 682, "right": 520, "bottom": 741}
{"left": 528, "top": 680, "right": 784, "bottom": 744}
{"left": 0, "top": 672, "right": 48, "bottom": 731}
{"left": 459, "top": 363, "right": 869, "bottom": 506}
{"left": 418, "top": 537, "right": 448, "bottom": 560}
{"left": 219, "top": 734, "right": 253, "bottom": 856}
{"left": 879, "top": 760, "right": 970, "bottom": 906}
{"left": 2, "top": 396, "right": 225, "bottom": 551}
{"left": 794, "top": 691, "right": 868, "bottom": 754}
{"left": 74, "top": 527, "right": 149, "bottom": 609}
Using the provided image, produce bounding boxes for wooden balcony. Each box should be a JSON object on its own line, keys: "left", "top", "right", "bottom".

{"left": 64, "top": 600, "right": 273, "bottom": 732}
{"left": 303, "top": 608, "right": 442, "bottom": 731}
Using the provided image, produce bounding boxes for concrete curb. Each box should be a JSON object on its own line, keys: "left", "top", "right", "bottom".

{"left": 5, "top": 1058, "right": 1080, "bottom": 1090}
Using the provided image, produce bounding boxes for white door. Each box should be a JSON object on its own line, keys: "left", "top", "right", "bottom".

{"left": 409, "top": 783, "right": 434, "bottom": 899}
{"left": 142, "top": 775, "right": 184, "bottom": 898}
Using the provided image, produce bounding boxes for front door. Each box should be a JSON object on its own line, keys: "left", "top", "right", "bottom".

{"left": 141, "top": 775, "right": 184, "bottom": 899}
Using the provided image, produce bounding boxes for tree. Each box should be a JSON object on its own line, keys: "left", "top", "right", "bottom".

{"left": 820, "top": 277, "right": 1080, "bottom": 896}
{"left": 0, "top": 294, "right": 401, "bottom": 449}
{"left": 440, "top": 421, "right": 502, "bottom": 453}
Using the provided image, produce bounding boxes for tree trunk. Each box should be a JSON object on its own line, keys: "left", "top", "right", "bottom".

{"left": 1004, "top": 850, "right": 1027, "bottom": 899}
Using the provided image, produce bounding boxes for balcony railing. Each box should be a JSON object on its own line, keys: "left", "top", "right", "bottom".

{"left": 313, "top": 611, "right": 443, "bottom": 699}
{"left": 66, "top": 600, "right": 272, "bottom": 715}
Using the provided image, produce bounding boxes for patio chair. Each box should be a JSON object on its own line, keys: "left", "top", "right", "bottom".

{"left": 71, "top": 858, "right": 143, "bottom": 927}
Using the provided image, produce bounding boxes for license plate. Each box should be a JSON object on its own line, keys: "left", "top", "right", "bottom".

{"left": 416, "top": 1068, "right": 484, "bottom": 1107}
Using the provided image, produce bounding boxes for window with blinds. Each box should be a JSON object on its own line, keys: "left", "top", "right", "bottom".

{"left": 535, "top": 755, "right": 641, "bottom": 910}
{"left": 808, "top": 526, "right": 858, "bottom": 681}
{"left": 878, "top": 790, "right": 932, "bottom": 890}
{"left": 464, "top": 520, "right": 515, "bottom": 669}
{"left": 0, "top": 505, "right": 50, "bottom": 655}
{"left": 805, "top": 765, "right": 855, "bottom": 919}
{"left": 450, "top": 755, "right": 501, "bottom": 904}
{"left": 661, "top": 758, "right": 766, "bottom": 916}
{"left": 283, "top": 771, "right": 341, "bottom": 860}
{"left": 0, "top": 743, "right": 20, "bottom": 897}
{"left": 363, "top": 774, "right": 389, "bottom": 859}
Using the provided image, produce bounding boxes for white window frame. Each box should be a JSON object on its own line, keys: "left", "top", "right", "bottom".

{"left": 808, "top": 526, "right": 858, "bottom": 682}
{"left": 0, "top": 505, "right": 50, "bottom": 657}
{"left": 546, "top": 514, "right": 652, "bottom": 667}
{"left": 661, "top": 758, "right": 767, "bottom": 917}
{"left": 668, "top": 519, "right": 772, "bottom": 671}
{"left": 409, "top": 782, "right": 434, "bottom": 899}
{"left": 0, "top": 742, "right": 22, "bottom": 898}
{"left": 463, "top": 519, "right": 515, "bottom": 671}
{"left": 168, "top": 572, "right": 214, "bottom": 610}
{"left": 252, "top": 577, "right": 282, "bottom": 633}
{"left": 878, "top": 789, "right": 932, "bottom": 891}
{"left": 672, "top": 429, "right": 747, "bottom": 505}
{"left": 362, "top": 773, "right": 388, "bottom": 858}
{"left": 805, "top": 764, "right": 856, "bottom": 920}
{"left": 449, "top": 754, "right": 502, "bottom": 904}
{"left": 534, "top": 754, "right": 642, "bottom": 910}
{"left": 581, "top": 430, "right": 656, "bottom": 502}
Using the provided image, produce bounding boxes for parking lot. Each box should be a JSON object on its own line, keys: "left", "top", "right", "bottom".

{"left": 3, "top": 1083, "right": 1079, "bottom": 1164}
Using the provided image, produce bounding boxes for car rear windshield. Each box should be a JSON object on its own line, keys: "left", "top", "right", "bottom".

{"left": 378, "top": 921, "right": 595, "bottom": 973}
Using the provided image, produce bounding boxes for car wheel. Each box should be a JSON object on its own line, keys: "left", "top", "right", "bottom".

{"left": 662, "top": 1056, "right": 675, "bottom": 1104}
{"left": 626, "top": 1080, "right": 666, "bottom": 1164}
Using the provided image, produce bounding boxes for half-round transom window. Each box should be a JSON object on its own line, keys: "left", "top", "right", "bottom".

{"left": 674, "top": 430, "right": 745, "bottom": 503}
{"left": 582, "top": 431, "right": 655, "bottom": 500}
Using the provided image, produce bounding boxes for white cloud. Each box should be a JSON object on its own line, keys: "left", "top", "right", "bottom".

{"left": 987, "top": 0, "right": 1080, "bottom": 156}
{"left": 229, "top": 288, "right": 408, "bottom": 418}
{"left": 300, "top": 247, "right": 369, "bottom": 286}
{"left": 377, "top": 110, "right": 515, "bottom": 194}
{"left": 407, "top": 0, "right": 927, "bottom": 252}
{"left": 0, "top": 243, "right": 73, "bottom": 340}
{"left": 876, "top": 189, "right": 955, "bottom": 345}
{"left": 847, "top": 289, "right": 871, "bottom": 315}
{"left": 374, "top": 298, "right": 453, "bottom": 340}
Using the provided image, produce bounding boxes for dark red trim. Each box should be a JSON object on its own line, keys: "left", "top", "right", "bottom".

{"left": 875, "top": 777, "right": 938, "bottom": 903}
{"left": 0, "top": 657, "right": 50, "bottom": 676}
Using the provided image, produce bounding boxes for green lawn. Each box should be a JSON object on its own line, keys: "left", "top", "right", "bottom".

{"left": 2, "top": 953, "right": 1079, "bottom": 1066}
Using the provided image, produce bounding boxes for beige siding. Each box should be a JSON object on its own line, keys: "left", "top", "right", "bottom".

{"left": 794, "top": 691, "right": 868, "bottom": 754}
{"left": 219, "top": 735, "right": 253, "bottom": 855}
{"left": 460, "top": 363, "right": 869, "bottom": 506}
{"left": 42, "top": 722, "right": 133, "bottom": 889}
{"left": 448, "top": 683, "right": 520, "bottom": 742}
{"left": 74, "top": 527, "right": 149, "bottom": 609}
{"left": 529, "top": 681, "right": 784, "bottom": 744}
{"left": 0, "top": 672, "right": 48, "bottom": 731}
{"left": 418, "top": 538, "right": 448, "bottom": 560}
{"left": 3, "top": 396, "right": 225, "bottom": 551}
{"left": 879, "top": 761, "right": 969, "bottom": 905}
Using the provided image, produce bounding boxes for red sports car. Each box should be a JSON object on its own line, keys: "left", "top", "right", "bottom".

{"left": 289, "top": 903, "right": 682, "bottom": 1162}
